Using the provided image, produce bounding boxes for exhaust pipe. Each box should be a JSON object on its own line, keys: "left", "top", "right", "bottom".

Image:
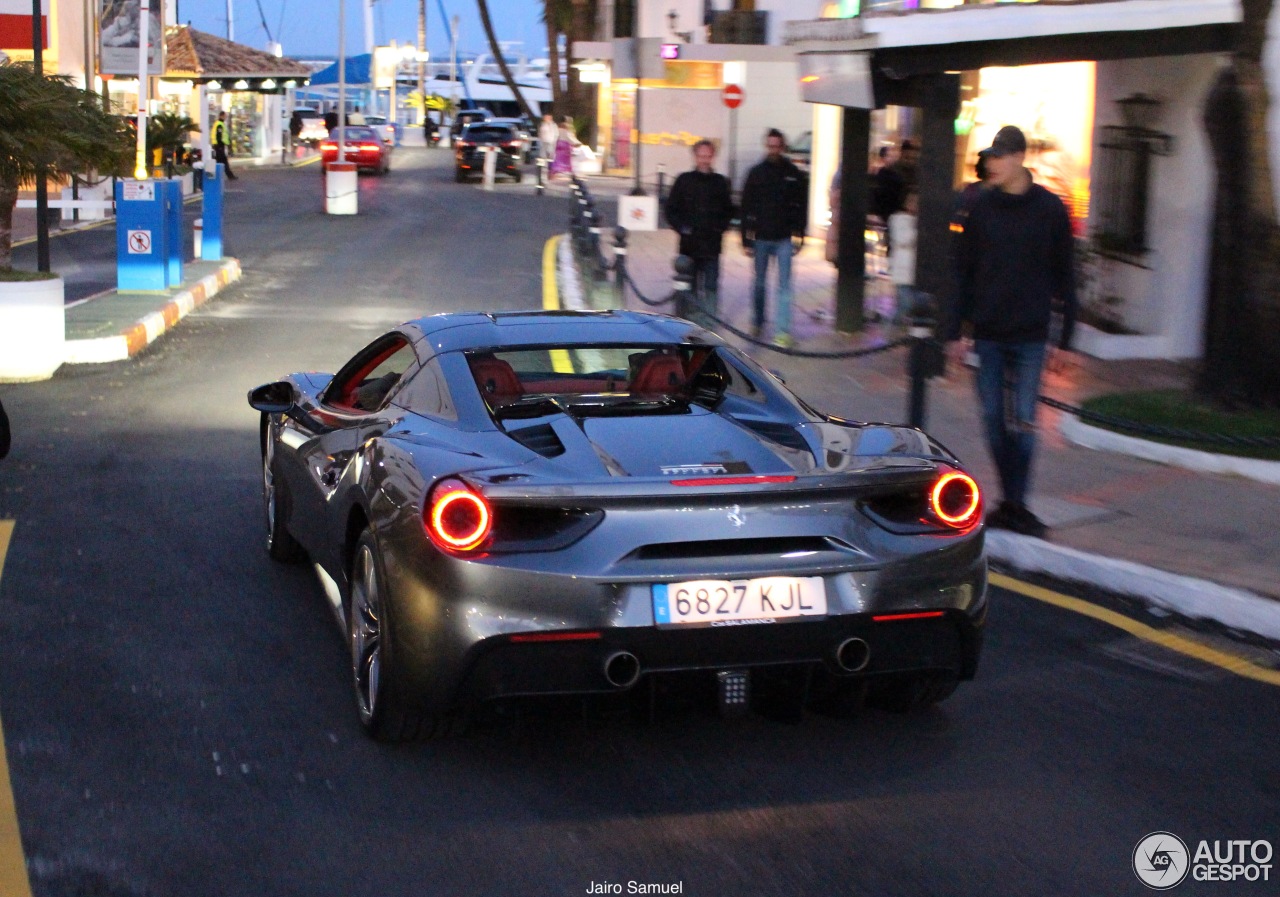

{"left": 834, "top": 637, "right": 871, "bottom": 673}
{"left": 603, "top": 651, "right": 641, "bottom": 689}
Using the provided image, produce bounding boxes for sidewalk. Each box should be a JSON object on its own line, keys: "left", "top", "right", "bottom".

{"left": 563, "top": 177, "right": 1280, "bottom": 636}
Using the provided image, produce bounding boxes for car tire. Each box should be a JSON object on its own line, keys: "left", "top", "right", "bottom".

{"left": 454, "top": 168, "right": 466, "bottom": 183}
{"left": 348, "top": 529, "right": 455, "bottom": 742}
{"left": 867, "top": 673, "right": 958, "bottom": 713}
{"left": 262, "top": 432, "right": 305, "bottom": 563}
{"left": 512, "top": 169, "right": 523, "bottom": 184}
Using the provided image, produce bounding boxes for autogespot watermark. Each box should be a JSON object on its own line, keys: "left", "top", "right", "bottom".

{"left": 1133, "top": 832, "right": 1274, "bottom": 889}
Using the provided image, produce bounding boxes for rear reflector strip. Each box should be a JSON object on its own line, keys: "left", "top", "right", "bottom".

{"left": 509, "top": 631, "right": 603, "bottom": 643}
{"left": 670, "top": 475, "right": 797, "bottom": 487}
{"left": 872, "top": 611, "right": 945, "bottom": 622}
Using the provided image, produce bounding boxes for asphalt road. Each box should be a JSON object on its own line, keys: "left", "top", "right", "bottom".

{"left": 1, "top": 150, "right": 1277, "bottom": 897}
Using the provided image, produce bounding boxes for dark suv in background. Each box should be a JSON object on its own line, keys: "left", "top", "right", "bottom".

{"left": 448, "top": 108, "right": 492, "bottom": 145}
{"left": 454, "top": 122, "right": 525, "bottom": 183}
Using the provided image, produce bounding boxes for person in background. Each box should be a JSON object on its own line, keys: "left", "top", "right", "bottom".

{"left": 212, "top": 111, "right": 237, "bottom": 179}
{"left": 888, "top": 189, "right": 919, "bottom": 325}
{"left": 538, "top": 112, "right": 559, "bottom": 168}
{"left": 664, "top": 139, "right": 735, "bottom": 318}
{"left": 549, "top": 116, "right": 579, "bottom": 181}
{"left": 740, "top": 128, "right": 808, "bottom": 348}
{"left": 946, "top": 125, "right": 1077, "bottom": 538}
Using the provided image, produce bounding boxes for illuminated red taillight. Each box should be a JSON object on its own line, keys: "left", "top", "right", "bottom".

{"left": 426, "top": 478, "right": 492, "bottom": 552}
{"left": 929, "top": 471, "right": 981, "bottom": 528}
{"left": 509, "top": 631, "right": 602, "bottom": 643}
{"left": 873, "top": 611, "right": 946, "bottom": 622}
{"left": 504, "top": 141, "right": 521, "bottom": 149}
{"left": 456, "top": 140, "right": 474, "bottom": 148}
{"left": 320, "top": 142, "right": 336, "bottom": 151}
{"left": 359, "top": 143, "right": 379, "bottom": 151}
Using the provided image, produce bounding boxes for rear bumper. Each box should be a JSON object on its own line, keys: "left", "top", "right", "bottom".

{"left": 458, "top": 608, "right": 985, "bottom": 703}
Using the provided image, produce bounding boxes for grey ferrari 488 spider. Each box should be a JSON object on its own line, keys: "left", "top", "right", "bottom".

{"left": 249, "top": 310, "right": 987, "bottom": 741}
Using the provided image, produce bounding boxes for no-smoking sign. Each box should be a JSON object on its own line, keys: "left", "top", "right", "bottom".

{"left": 127, "top": 230, "right": 152, "bottom": 254}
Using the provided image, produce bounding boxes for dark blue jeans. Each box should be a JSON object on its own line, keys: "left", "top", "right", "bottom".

{"left": 974, "top": 340, "right": 1047, "bottom": 508}
{"left": 691, "top": 255, "right": 721, "bottom": 318}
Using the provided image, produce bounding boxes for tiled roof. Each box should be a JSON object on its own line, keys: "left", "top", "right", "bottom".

{"left": 163, "top": 26, "right": 311, "bottom": 80}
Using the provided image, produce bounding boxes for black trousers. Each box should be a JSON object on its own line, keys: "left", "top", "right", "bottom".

{"left": 213, "top": 145, "right": 236, "bottom": 178}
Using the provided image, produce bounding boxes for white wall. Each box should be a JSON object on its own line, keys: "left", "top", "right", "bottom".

{"left": 1091, "top": 54, "right": 1224, "bottom": 359}
{"left": 730, "top": 60, "right": 811, "bottom": 190}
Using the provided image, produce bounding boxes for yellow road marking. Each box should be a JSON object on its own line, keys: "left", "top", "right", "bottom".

{"left": 0, "top": 521, "right": 33, "bottom": 897}
{"left": 541, "top": 234, "right": 573, "bottom": 374}
{"left": 991, "top": 571, "right": 1280, "bottom": 687}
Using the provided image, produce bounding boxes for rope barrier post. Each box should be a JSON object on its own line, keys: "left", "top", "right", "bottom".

{"left": 906, "top": 293, "right": 943, "bottom": 429}
{"left": 536, "top": 157, "right": 545, "bottom": 196}
{"left": 672, "top": 254, "right": 696, "bottom": 320}
{"left": 613, "top": 226, "right": 629, "bottom": 307}
{"left": 657, "top": 163, "right": 667, "bottom": 226}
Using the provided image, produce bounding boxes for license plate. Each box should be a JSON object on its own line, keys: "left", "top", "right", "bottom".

{"left": 652, "top": 577, "right": 827, "bottom": 626}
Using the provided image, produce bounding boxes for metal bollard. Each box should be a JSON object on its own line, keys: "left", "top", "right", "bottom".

{"left": 656, "top": 163, "right": 667, "bottom": 226}
{"left": 613, "top": 226, "right": 629, "bottom": 307}
{"left": 672, "top": 255, "right": 696, "bottom": 320}
{"left": 536, "top": 157, "right": 546, "bottom": 195}
{"left": 906, "top": 293, "right": 944, "bottom": 429}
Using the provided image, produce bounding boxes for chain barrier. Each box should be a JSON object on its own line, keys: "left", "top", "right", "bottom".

{"left": 562, "top": 179, "right": 1272, "bottom": 446}
{"left": 1038, "top": 396, "right": 1280, "bottom": 449}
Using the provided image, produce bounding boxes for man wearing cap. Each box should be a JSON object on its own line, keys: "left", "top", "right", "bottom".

{"left": 946, "top": 125, "right": 1077, "bottom": 538}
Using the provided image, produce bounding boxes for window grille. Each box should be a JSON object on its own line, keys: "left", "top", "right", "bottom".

{"left": 1092, "top": 125, "right": 1173, "bottom": 259}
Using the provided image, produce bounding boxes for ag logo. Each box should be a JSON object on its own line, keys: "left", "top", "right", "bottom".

{"left": 1134, "top": 832, "right": 1190, "bottom": 889}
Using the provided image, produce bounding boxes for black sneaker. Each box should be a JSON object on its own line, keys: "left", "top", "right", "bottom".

{"left": 1010, "top": 504, "right": 1048, "bottom": 539}
{"left": 984, "top": 501, "right": 1018, "bottom": 531}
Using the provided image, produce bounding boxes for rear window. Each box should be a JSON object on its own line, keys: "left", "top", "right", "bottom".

{"left": 466, "top": 345, "right": 715, "bottom": 405}
{"left": 334, "top": 127, "right": 379, "bottom": 141}
{"left": 464, "top": 126, "right": 515, "bottom": 141}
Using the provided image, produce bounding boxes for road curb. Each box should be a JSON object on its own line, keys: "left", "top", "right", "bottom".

{"left": 986, "top": 529, "right": 1280, "bottom": 641}
{"left": 1059, "top": 413, "right": 1280, "bottom": 486}
{"left": 63, "top": 258, "right": 242, "bottom": 364}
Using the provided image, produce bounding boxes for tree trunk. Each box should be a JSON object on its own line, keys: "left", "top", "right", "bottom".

{"left": 545, "top": 16, "right": 564, "bottom": 115}
{"left": 0, "top": 179, "right": 17, "bottom": 269}
{"left": 565, "top": 0, "right": 598, "bottom": 144}
{"left": 1199, "top": 0, "right": 1280, "bottom": 407}
{"left": 475, "top": 0, "right": 536, "bottom": 120}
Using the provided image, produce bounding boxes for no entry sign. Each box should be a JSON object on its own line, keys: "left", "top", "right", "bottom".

{"left": 722, "top": 84, "right": 744, "bottom": 109}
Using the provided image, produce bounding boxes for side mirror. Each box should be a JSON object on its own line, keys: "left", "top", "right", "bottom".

{"left": 248, "top": 381, "right": 295, "bottom": 414}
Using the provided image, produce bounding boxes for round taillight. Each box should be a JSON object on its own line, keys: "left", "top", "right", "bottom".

{"left": 930, "top": 471, "right": 981, "bottom": 528}
{"left": 426, "top": 479, "right": 492, "bottom": 552}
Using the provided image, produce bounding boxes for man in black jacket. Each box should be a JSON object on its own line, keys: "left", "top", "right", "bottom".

{"left": 946, "top": 125, "right": 1077, "bottom": 538}
{"left": 741, "top": 129, "right": 808, "bottom": 347}
{"left": 665, "top": 140, "right": 735, "bottom": 318}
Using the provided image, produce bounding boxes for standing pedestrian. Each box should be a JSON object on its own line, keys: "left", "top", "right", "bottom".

{"left": 538, "top": 112, "right": 559, "bottom": 166}
{"left": 945, "top": 125, "right": 1077, "bottom": 538}
{"left": 740, "top": 129, "right": 808, "bottom": 347}
{"left": 212, "top": 110, "right": 237, "bottom": 180}
{"left": 664, "top": 140, "right": 735, "bottom": 319}
{"left": 888, "top": 189, "right": 918, "bottom": 324}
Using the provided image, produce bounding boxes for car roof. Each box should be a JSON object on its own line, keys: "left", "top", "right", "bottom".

{"left": 404, "top": 310, "right": 726, "bottom": 354}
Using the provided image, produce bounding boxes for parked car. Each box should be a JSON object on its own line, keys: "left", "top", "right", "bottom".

{"left": 362, "top": 114, "right": 399, "bottom": 146}
{"left": 248, "top": 310, "right": 987, "bottom": 741}
{"left": 320, "top": 126, "right": 392, "bottom": 175}
{"left": 453, "top": 122, "right": 524, "bottom": 183}
{"left": 789, "top": 130, "right": 812, "bottom": 174}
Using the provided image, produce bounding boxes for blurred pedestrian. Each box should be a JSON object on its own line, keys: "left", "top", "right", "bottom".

{"left": 212, "top": 111, "right": 237, "bottom": 179}
{"left": 888, "top": 189, "right": 919, "bottom": 324}
{"left": 945, "top": 125, "right": 1077, "bottom": 538}
{"left": 954, "top": 149, "right": 992, "bottom": 229}
{"left": 665, "top": 140, "right": 735, "bottom": 318}
{"left": 549, "top": 116, "right": 579, "bottom": 181}
{"left": 538, "top": 112, "right": 558, "bottom": 164}
{"left": 740, "top": 129, "right": 808, "bottom": 348}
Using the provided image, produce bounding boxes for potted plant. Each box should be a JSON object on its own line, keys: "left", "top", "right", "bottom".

{"left": 147, "top": 111, "right": 199, "bottom": 190}
{"left": 0, "top": 60, "right": 131, "bottom": 380}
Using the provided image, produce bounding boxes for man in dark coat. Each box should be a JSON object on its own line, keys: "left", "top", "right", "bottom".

{"left": 946, "top": 125, "right": 1077, "bottom": 538}
{"left": 664, "top": 140, "right": 735, "bottom": 317}
{"left": 740, "top": 129, "right": 808, "bottom": 347}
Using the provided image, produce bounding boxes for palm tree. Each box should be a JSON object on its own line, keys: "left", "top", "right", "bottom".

{"left": 1200, "top": 0, "right": 1280, "bottom": 407}
{"left": 475, "top": 0, "right": 536, "bottom": 120}
{"left": 146, "top": 112, "right": 199, "bottom": 178}
{"left": 0, "top": 61, "right": 132, "bottom": 270}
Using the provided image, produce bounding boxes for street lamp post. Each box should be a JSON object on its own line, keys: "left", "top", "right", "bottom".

{"left": 630, "top": 5, "right": 644, "bottom": 196}
{"left": 31, "top": 0, "right": 50, "bottom": 271}
{"left": 134, "top": 0, "right": 150, "bottom": 181}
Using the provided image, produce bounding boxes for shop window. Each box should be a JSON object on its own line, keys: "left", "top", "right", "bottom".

{"left": 1092, "top": 125, "right": 1173, "bottom": 259}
